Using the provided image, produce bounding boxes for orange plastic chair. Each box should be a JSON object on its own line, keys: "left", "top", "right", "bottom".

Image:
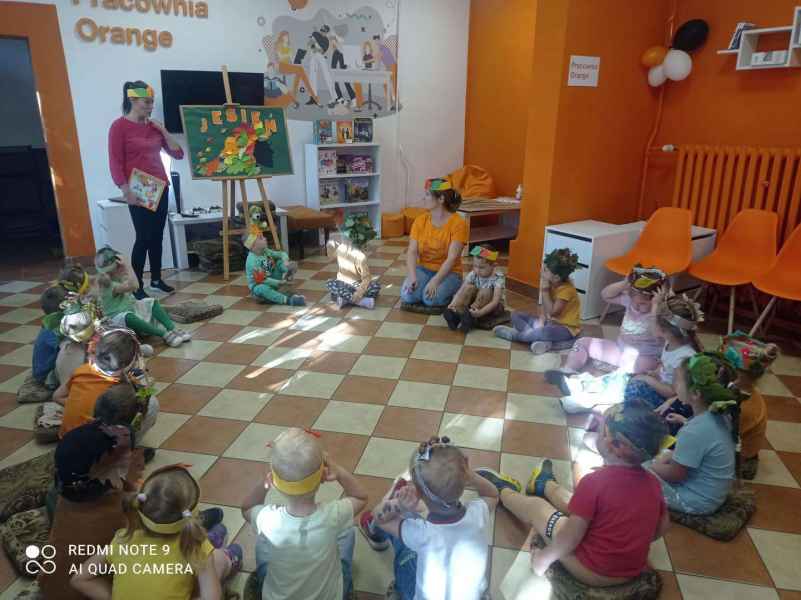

{"left": 750, "top": 222, "right": 801, "bottom": 336}
{"left": 605, "top": 207, "right": 693, "bottom": 276}
{"left": 689, "top": 209, "right": 778, "bottom": 333}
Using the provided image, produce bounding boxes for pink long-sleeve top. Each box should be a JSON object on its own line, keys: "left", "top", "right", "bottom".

{"left": 108, "top": 117, "right": 183, "bottom": 187}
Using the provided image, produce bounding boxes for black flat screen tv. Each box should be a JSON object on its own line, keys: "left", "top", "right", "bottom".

{"left": 161, "top": 70, "right": 265, "bottom": 133}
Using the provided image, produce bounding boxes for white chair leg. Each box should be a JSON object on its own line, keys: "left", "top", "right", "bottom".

{"left": 728, "top": 286, "right": 736, "bottom": 335}
{"left": 749, "top": 296, "right": 777, "bottom": 337}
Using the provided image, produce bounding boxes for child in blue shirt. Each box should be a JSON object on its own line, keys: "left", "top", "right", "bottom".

{"left": 648, "top": 352, "right": 739, "bottom": 515}
{"left": 32, "top": 285, "right": 67, "bottom": 386}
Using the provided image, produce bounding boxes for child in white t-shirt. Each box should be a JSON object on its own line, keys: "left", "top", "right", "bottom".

{"left": 241, "top": 428, "right": 368, "bottom": 600}
{"left": 444, "top": 244, "right": 506, "bottom": 333}
{"left": 359, "top": 437, "right": 508, "bottom": 600}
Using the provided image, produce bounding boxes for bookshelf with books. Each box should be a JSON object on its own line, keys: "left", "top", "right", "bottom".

{"left": 305, "top": 141, "right": 381, "bottom": 234}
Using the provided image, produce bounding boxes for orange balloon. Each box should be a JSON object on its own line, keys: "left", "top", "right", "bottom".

{"left": 641, "top": 45, "right": 669, "bottom": 68}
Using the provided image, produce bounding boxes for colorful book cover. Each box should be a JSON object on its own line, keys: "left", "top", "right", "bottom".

{"left": 336, "top": 120, "right": 354, "bottom": 144}
{"left": 128, "top": 168, "right": 166, "bottom": 212}
{"left": 318, "top": 149, "right": 338, "bottom": 175}
{"left": 346, "top": 178, "right": 370, "bottom": 203}
{"left": 353, "top": 117, "right": 373, "bottom": 143}
{"left": 315, "top": 119, "right": 334, "bottom": 144}
{"left": 319, "top": 182, "right": 341, "bottom": 206}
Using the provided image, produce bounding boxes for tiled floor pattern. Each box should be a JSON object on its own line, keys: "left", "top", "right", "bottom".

{"left": 2, "top": 240, "right": 801, "bottom": 599}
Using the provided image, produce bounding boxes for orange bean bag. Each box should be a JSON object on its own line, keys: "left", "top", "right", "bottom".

{"left": 448, "top": 165, "right": 496, "bottom": 200}
{"left": 402, "top": 207, "right": 428, "bottom": 234}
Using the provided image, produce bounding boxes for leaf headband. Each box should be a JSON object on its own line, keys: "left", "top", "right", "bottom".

{"left": 718, "top": 331, "right": 778, "bottom": 378}
{"left": 126, "top": 86, "right": 154, "bottom": 99}
{"left": 425, "top": 177, "right": 452, "bottom": 192}
{"left": 659, "top": 293, "right": 704, "bottom": 331}
{"left": 686, "top": 352, "right": 740, "bottom": 411}
{"left": 470, "top": 246, "right": 499, "bottom": 262}
{"left": 133, "top": 464, "right": 199, "bottom": 535}
{"left": 627, "top": 264, "right": 667, "bottom": 295}
{"left": 544, "top": 247, "right": 581, "bottom": 278}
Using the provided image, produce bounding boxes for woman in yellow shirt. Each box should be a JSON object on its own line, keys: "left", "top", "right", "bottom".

{"left": 495, "top": 248, "right": 582, "bottom": 354}
{"left": 402, "top": 177, "right": 468, "bottom": 308}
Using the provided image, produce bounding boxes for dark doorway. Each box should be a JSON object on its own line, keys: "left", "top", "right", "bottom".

{"left": 0, "top": 37, "right": 63, "bottom": 271}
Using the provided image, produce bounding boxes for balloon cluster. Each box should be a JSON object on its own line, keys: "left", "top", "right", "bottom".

{"left": 642, "top": 19, "right": 709, "bottom": 87}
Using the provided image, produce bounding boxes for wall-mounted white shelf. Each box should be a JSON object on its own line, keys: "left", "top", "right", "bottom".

{"left": 319, "top": 200, "right": 380, "bottom": 210}
{"left": 719, "top": 7, "right": 801, "bottom": 70}
{"left": 319, "top": 172, "right": 380, "bottom": 179}
{"left": 318, "top": 143, "right": 379, "bottom": 148}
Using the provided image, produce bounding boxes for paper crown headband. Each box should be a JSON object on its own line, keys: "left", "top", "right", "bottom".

{"left": 719, "top": 331, "right": 778, "bottom": 377}
{"left": 543, "top": 247, "right": 581, "bottom": 278}
{"left": 470, "top": 246, "right": 499, "bottom": 262}
{"left": 269, "top": 429, "right": 324, "bottom": 496}
{"left": 243, "top": 223, "right": 264, "bottom": 250}
{"left": 58, "top": 272, "right": 90, "bottom": 296}
{"left": 659, "top": 293, "right": 704, "bottom": 331}
{"left": 95, "top": 246, "right": 122, "bottom": 274}
{"left": 134, "top": 464, "right": 199, "bottom": 535}
{"left": 627, "top": 264, "right": 667, "bottom": 295}
{"left": 425, "top": 177, "right": 452, "bottom": 192}
{"left": 126, "top": 86, "right": 154, "bottom": 99}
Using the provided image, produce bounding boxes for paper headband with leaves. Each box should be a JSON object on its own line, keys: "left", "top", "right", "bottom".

{"left": 627, "top": 264, "right": 667, "bottom": 295}
{"left": 470, "top": 246, "right": 499, "bottom": 262}
{"left": 658, "top": 293, "right": 704, "bottom": 331}
{"left": 686, "top": 352, "right": 742, "bottom": 412}
{"left": 126, "top": 86, "right": 154, "bottom": 99}
{"left": 544, "top": 248, "right": 582, "bottom": 279}
{"left": 719, "top": 331, "right": 778, "bottom": 378}
{"left": 425, "top": 177, "right": 452, "bottom": 192}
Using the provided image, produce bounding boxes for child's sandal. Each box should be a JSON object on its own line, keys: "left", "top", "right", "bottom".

{"left": 525, "top": 459, "right": 556, "bottom": 498}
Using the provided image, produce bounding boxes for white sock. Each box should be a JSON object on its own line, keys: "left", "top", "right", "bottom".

{"left": 357, "top": 297, "right": 375, "bottom": 309}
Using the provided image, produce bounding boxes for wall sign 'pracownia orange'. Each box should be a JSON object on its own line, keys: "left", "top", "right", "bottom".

{"left": 71, "top": 0, "right": 209, "bottom": 52}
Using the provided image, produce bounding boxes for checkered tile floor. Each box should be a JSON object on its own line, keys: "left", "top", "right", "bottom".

{"left": 1, "top": 238, "right": 801, "bottom": 599}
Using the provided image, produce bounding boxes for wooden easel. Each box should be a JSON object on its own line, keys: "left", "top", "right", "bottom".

{"left": 215, "top": 65, "right": 282, "bottom": 280}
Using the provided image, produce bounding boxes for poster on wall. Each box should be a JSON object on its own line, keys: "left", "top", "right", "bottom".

{"left": 180, "top": 105, "right": 293, "bottom": 179}
{"left": 258, "top": 4, "right": 399, "bottom": 121}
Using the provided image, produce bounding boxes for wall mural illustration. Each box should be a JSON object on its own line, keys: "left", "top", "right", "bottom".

{"left": 258, "top": 6, "right": 399, "bottom": 121}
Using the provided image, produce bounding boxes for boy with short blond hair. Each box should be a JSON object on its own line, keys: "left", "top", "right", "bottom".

{"left": 242, "top": 428, "right": 367, "bottom": 600}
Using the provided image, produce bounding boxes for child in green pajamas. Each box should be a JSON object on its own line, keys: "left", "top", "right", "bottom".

{"left": 94, "top": 246, "right": 190, "bottom": 348}
{"left": 244, "top": 231, "right": 305, "bottom": 306}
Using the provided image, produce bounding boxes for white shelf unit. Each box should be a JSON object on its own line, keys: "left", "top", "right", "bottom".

{"left": 719, "top": 7, "right": 801, "bottom": 70}
{"left": 305, "top": 143, "right": 381, "bottom": 235}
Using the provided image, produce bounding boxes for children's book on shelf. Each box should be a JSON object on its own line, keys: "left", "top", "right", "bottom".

{"left": 128, "top": 168, "right": 166, "bottom": 212}
{"left": 336, "top": 156, "right": 348, "bottom": 174}
{"left": 336, "top": 120, "right": 354, "bottom": 144}
{"left": 319, "top": 182, "right": 341, "bottom": 206}
{"left": 353, "top": 117, "right": 373, "bottom": 143}
{"left": 344, "top": 155, "right": 374, "bottom": 174}
{"left": 319, "top": 149, "right": 338, "bottom": 175}
{"left": 728, "top": 22, "right": 755, "bottom": 50}
{"left": 346, "top": 178, "right": 370, "bottom": 203}
{"left": 314, "top": 119, "right": 334, "bottom": 144}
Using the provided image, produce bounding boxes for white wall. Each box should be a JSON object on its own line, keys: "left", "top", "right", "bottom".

{"left": 0, "top": 38, "right": 46, "bottom": 148}
{"left": 7, "top": 0, "right": 469, "bottom": 248}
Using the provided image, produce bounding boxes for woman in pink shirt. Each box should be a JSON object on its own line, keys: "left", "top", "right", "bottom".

{"left": 108, "top": 81, "right": 184, "bottom": 299}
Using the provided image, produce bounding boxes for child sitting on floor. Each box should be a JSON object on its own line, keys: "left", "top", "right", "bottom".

{"left": 59, "top": 262, "right": 91, "bottom": 296}
{"left": 719, "top": 332, "right": 778, "bottom": 480}
{"left": 32, "top": 285, "right": 68, "bottom": 388}
{"left": 487, "top": 404, "right": 670, "bottom": 586}
{"left": 648, "top": 352, "right": 741, "bottom": 515}
{"left": 95, "top": 246, "right": 190, "bottom": 348}
{"left": 327, "top": 214, "right": 381, "bottom": 310}
{"left": 54, "top": 328, "right": 158, "bottom": 440}
{"left": 495, "top": 248, "right": 581, "bottom": 354}
{"left": 624, "top": 289, "right": 704, "bottom": 432}
{"left": 444, "top": 244, "right": 506, "bottom": 333}
{"left": 72, "top": 465, "right": 241, "bottom": 600}
{"left": 242, "top": 428, "right": 366, "bottom": 600}
{"left": 244, "top": 227, "right": 304, "bottom": 306}
{"left": 360, "top": 436, "right": 501, "bottom": 600}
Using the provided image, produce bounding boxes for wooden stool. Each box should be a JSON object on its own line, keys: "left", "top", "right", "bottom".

{"left": 284, "top": 205, "right": 337, "bottom": 260}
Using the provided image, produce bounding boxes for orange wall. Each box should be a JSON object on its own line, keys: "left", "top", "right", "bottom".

{"left": 507, "top": 0, "right": 668, "bottom": 286}
{"left": 463, "top": 0, "right": 537, "bottom": 197}
{"left": 0, "top": 2, "right": 95, "bottom": 257}
{"left": 644, "top": 0, "right": 801, "bottom": 214}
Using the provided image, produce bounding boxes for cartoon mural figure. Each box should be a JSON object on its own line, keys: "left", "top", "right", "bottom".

{"left": 262, "top": 7, "right": 399, "bottom": 121}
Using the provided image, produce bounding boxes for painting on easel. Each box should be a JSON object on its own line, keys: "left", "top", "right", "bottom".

{"left": 181, "top": 105, "right": 293, "bottom": 180}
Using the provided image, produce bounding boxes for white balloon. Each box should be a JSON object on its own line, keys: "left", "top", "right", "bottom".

{"left": 663, "top": 49, "right": 692, "bottom": 81}
{"left": 648, "top": 65, "right": 667, "bottom": 87}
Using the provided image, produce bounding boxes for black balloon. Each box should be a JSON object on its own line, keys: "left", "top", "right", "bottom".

{"left": 673, "top": 19, "right": 709, "bottom": 52}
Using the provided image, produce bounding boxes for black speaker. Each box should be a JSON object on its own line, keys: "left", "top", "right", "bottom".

{"left": 170, "top": 171, "right": 182, "bottom": 213}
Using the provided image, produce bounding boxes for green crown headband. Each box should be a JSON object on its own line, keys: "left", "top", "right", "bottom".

{"left": 470, "top": 246, "right": 499, "bottom": 262}
{"left": 126, "top": 86, "right": 154, "bottom": 99}
{"left": 425, "top": 177, "right": 452, "bottom": 192}
{"left": 687, "top": 352, "right": 740, "bottom": 412}
{"left": 544, "top": 247, "right": 581, "bottom": 279}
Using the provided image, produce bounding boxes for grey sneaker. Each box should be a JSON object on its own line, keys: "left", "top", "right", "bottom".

{"left": 493, "top": 325, "right": 520, "bottom": 342}
{"left": 176, "top": 329, "right": 192, "bottom": 343}
{"left": 530, "top": 341, "right": 553, "bottom": 355}
{"left": 164, "top": 330, "right": 182, "bottom": 348}
{"left": 140, "top": 344, "right": 154, "bottom": 358}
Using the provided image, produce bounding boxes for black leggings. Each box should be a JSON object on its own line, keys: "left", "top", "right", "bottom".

{"left": 128, "top": 188, "right": 168, "bottom": 288}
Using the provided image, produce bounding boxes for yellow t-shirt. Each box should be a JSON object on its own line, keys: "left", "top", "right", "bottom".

{"left": 107, "top": 528, "right": 213, "bottom": 600}
{"left": 551, "top": 281, "right": 581, "bottom": 335}
{"left": 410, "top": 212, "right": 469, "bottom": 274}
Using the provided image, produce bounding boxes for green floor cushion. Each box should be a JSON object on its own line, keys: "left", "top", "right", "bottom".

{"left": 33, "top": 403, "right": 61, "bottom": 445}
{"left": 400, "top": 302, "right": 444, "bottom": 315}
{"left": 0, "top": 452, "right": 55, "bottom": 523}
{"left": 669, "top": 489, "right": 756, "bottom": 541}
{"left": 531, "top": 534, "right": 663, "bottom": 600}
{"left": 16, "top": 376, "right": 51, "bottom": 404}
{"left": 0, "top": 507, "right": 50, "bottom": 575}
{"left": 164, "top": 301, "right": 224, "bottom": 324}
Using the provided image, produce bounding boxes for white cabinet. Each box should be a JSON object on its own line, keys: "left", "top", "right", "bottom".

{"left": 540, "top": 220, "right": 716, "bottom": 321}
{"left": 97, "top": 199, "right": 174, "bottom": 271}
{"left": 304, "top": 143, "right": 381, "bottom": 235}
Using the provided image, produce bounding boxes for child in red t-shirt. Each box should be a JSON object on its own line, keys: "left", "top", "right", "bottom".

{"left": 480, "top": 403, "right": 670, "bottom": 586}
